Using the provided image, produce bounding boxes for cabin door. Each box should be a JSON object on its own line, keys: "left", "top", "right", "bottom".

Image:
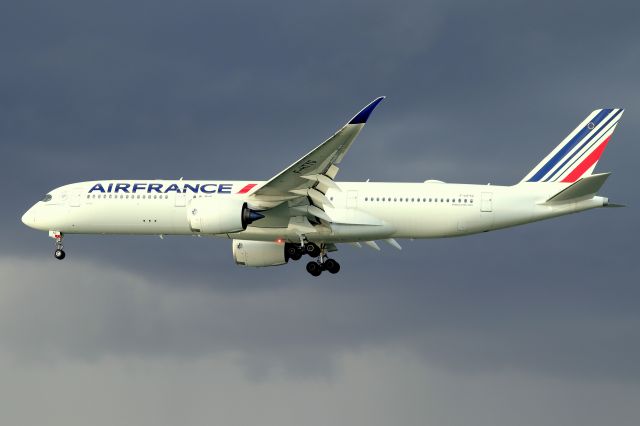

{"left": 480, "top": 192, "right": 493, "bottom": 212}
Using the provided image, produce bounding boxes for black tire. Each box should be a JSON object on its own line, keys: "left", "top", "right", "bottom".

{"left": 285, "top": 244, "right": 298, "bottom": 258}
{"left": 305, "top": 242, "right": 321, "bottom": 257}
{"left": 285, "top": 244, "right": 304, "bottom": 261}
{"left": 306, "top": 261, "right": 322, "bottom": 276}
{"left": 324, "top": 258, "right": 340, "bottom": 274}
{"left": 54, "top": 249, "right": 66, "bottom": 260}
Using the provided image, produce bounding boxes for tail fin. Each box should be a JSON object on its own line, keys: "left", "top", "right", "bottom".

{"left": 521, "top": 108, "right": 624, "bottom": 183}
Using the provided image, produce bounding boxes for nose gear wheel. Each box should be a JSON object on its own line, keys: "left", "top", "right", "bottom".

{"left": 51, "top": 232, "right": 66, "bottom": 260}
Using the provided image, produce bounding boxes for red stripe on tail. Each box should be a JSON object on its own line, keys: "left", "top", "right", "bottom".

{"left": 561, "top": 135, "right": 611, "bottom": 183}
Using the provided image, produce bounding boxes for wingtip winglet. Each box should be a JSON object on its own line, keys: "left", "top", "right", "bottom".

{"left": 348, "top": 96, "right": 385, "bottom": 124}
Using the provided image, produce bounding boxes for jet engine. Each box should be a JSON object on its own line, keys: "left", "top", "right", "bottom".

{"left": 232, "top": 240, "right": 287, "bottom": 267}
{"left": 188, "top": 198, "right": 263, "bottom": 234}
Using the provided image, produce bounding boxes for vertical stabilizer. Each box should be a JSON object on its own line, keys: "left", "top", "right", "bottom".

{"left": 521, "top": 108, "right": 623, "bottom": 183}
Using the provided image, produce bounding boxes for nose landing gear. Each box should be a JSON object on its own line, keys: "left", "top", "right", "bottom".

{"left": 50, "top": 231, "right": 66, "bottom": 260}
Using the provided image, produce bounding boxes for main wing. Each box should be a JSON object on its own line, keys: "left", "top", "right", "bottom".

{"left": 250, "top": 97, "right": 384, "bottom": 207}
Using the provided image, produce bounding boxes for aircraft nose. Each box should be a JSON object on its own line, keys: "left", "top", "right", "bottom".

{"left": 21, "top": 206, "right": 36, "bottom": 227}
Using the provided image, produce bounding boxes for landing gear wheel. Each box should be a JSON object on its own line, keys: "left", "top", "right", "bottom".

{"left": 306, "top": 261, "right": 322, "bottom": 276}
{"left": 324, "top": 258, "right": 340, "bottom": 274}
{"left": 285, "top": 243, "right": 304, "bottom": 261}
{"left": 305, "top": 242, "right": 321, "bottom": 258}
{"left": 54, "top": 249, "right": 66, "bottom": 260}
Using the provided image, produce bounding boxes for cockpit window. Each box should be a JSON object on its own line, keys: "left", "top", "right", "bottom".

{"left": 42, "top": 194, "right": 52, "bottom": 202}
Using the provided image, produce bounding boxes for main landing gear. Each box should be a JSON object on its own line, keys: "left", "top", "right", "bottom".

{"left": 306, "top": 257, "right": 340, "bottom": 277}
{"left": 285, "top": 241, "right": 340, "bottom": 276}
{"left": 50, "top": 231, "right": 66, "bottom": 260}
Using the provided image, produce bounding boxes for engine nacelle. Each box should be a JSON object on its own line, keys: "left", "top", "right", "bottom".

{"left": 232, "top": 240, "right": 287, "bottom": 267}
{"left": 188, "top": 198, "right": 263, "bottom": 234}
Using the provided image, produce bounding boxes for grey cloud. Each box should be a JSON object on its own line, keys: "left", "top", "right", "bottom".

{"left": 1, "top": 253, "right": 639, "bottom": 384}
{"left": 1, "top": 349, "right": 640, "bottom": 426}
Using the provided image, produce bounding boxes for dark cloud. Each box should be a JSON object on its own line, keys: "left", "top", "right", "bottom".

{"left": 1, "top": 0, "right": 640, "bottom": 424}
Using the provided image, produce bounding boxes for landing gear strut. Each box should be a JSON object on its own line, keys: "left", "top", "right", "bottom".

{"left": 50, "top": 231, "right": 66, "bottom": 260}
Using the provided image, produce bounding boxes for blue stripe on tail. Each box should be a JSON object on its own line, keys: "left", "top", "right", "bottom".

{"left": 527, "top": 109, "right": 613, "bottom": 182}
{"left": 542, "top": 109, "right": 621, "bottom": 182}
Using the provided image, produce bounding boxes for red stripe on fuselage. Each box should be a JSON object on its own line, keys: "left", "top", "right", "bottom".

{"left": 561, "top": 135, "right": 611, "bottom": 183}
{"left": 236, "top": 183, "right": 257, "bottom": 194}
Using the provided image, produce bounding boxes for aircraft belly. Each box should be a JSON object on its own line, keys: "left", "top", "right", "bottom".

{"left": 233, "top": 222, "right": 395, "bottom": 243}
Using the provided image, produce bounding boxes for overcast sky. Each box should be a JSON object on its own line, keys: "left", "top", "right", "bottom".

{"left": 1, "top": 1, "right": 640, "bottom": 425}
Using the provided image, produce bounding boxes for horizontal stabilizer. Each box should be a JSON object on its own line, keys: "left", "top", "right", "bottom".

{"left": 545, "top": 173, "right": 610, "bottom": 203}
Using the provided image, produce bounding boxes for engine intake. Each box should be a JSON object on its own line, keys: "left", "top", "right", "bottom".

{"left": 188, "top": 198, "right": 264, "bottom": 234}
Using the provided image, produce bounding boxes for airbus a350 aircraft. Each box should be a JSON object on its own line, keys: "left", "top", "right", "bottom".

{"left": 22, "top": 98, "right": 623, "bottom": 276}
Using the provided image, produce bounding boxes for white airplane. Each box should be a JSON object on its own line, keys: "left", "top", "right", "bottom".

{"left": 22, "top": 98, "right": 624, "bottom": 276}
